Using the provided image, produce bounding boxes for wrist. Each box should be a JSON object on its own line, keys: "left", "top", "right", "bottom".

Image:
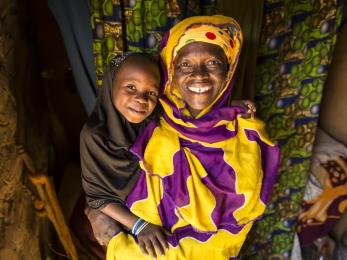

{"left": 131, "top": 218, "right": 149, "bottom": 236}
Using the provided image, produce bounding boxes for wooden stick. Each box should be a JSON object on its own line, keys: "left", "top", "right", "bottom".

{"left": 20, "top": 150, "right": 78, "bottom": 260}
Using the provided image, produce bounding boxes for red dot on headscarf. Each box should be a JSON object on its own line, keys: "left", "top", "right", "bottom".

{"left": 230, "top": 40, "right": 235, "bottom": 48}
{"left": 205, "top": 32, "right": 216, "bottom": 40}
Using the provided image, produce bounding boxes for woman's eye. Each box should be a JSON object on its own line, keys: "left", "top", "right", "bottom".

{"left": 126, "top": 84, "right": 136, "bottom": 90}
{"left": 178, "top": 62, "right": 191, "bottom": 68}
{"left": 207, "top": 60, "right": 221, "bottom": 66}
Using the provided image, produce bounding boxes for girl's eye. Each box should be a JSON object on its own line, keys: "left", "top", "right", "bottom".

{"left": 148, "top": 91, "right": 158, "bottom": 97}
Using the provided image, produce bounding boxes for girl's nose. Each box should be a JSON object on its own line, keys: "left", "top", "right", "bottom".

{"left": 135, "top": 92, "right": 148, "bottom": 103}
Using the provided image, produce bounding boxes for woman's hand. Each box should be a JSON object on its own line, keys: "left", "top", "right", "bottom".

{"left": 242, "top": 100, "right": 257, "bottom": 118}
{"left": 231, "top": 99, "right": 256, "bottom": 119}
{"left": 137, "top": 223, "right": 171, "bottom": 258}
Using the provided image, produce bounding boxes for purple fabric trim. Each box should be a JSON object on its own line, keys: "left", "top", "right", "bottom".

{"left": 126, "top": 170, "right": 148, "bottom": 208}
{"left": 209, "top": 79, "right": 234, "bottom": 110}
{"left": 158, "top": 31, "right": 169, "bottom": 94}
{"left": 163, "top": 112, "right": 237, "bottom": 143}
{"left": 157, "top": 150, "right": 191, "bottom": 229}
{"left": 176, "top": 106, "right": 245, "bottom": 127}
{"left": 166, "top": 224, "right": 243, "bottom": 248}
{"left": 167, "top": 225, "right": 213, "bottom": 247}
{"left": 130, "top": 120, "right": 157, "bottom": 160}
{"left": 244, "top": 129, "right": 280, "bottom": 203}
{"left": 160, "top": 95, "right": 246, "bottom": 128}
{"left": 160, "top": 100, "right": 248, "bottom": 144}
{"left": 184, "top": 140, "right": 244, "bottom": 226}
{"left": 159, "top": 30, "right": 169, "bottom": 53}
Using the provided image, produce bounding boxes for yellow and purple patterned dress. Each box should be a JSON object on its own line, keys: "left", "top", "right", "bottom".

{"left": 107, "top": 15, "right": 280, "bottom": 259}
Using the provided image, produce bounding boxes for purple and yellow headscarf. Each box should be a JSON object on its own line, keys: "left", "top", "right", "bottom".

{"left": 106, "top": 16, "right": 280, "bottom": 260}
{"left": 160, "top": 15, "right": 243, "bottom": 119}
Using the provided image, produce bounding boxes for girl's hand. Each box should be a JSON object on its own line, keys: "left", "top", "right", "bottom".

{"left": 136, "top": 223, "right": 171, "bottom": 258}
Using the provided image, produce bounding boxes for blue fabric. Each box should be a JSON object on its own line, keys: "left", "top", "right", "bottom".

{"left": 48, "top": 0, "right": 97, "bottom": 114}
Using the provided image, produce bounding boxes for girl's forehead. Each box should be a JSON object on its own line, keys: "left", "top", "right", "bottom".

{"left": 114, "top": 59, "right": 160, "bottom": 86}
{"left": 118, "top": 58, "right": 159, "bottom": 76}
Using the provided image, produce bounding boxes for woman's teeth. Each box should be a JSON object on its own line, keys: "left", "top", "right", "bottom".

{"left": 187, "top": 86, "right": 211, "bottom": 93}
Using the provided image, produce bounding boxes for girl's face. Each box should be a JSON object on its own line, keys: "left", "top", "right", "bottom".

{"left": 112, "top": 57, "right": 160, "bottom": 123}
{"left": 173, "top": 42, "right": 228, "bottom": 117}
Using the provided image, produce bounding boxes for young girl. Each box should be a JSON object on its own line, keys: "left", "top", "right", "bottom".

{"left": 80, "top": 52, "right": 169, "bottom": 250}
{"left": 80, "top": 52, "right": 256, "bottom": 256}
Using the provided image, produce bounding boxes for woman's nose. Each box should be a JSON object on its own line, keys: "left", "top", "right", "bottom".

{"left": 190, "top": 64, "right": 208, "bottom": 78}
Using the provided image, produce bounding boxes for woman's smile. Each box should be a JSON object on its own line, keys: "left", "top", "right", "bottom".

{"left": 186, "top": 80, "right": 212, "bottom": 93}
{"left": 187, "top": 85, "right": 211, "bottom": 93}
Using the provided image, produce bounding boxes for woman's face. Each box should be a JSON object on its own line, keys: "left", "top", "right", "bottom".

{"left": 173, "top": 42, "right": 228, "bottom": 117}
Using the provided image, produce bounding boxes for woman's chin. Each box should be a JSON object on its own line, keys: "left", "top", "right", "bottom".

{"left": 187, "top": 106, "right": 206, "bottom": 117}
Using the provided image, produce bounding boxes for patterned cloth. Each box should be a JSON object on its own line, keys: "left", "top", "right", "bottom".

{"left": 241, "top": 1, "right": 344, "bottom": 259}
{"left": 90, "top": 0, "right": 217, "bottom": 88}
{"left": 106, "top": 15, "right": 280, "bottom": 259}
{"left": 298, "top": 128, "right": 347, "bottom": 246}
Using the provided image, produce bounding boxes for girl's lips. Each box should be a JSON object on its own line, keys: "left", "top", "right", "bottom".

{"left": 128, "top": 106, "right": 147, "bottom": 114}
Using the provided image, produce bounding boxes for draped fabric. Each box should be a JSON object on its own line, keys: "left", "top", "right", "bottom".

{"left": 242, "top": 1, "right": 344, "bottom": 259}
{"left": 80, "top": 60, "right": 150, "bottom": 210}
{"left": 297, "top": 19, "right": 347, "bottom": 258}
{"left": 48, "top": 0, "right": 97, "bottom": 114}
{"left": 217, "top": 0, "right": 264, "bottom": 101}
{"left": 106, "top": 15, "right": 280, "bottom": 259}
{"left": 90, "top": 0, "right": 217, "bottom": 88}
{"left": 298, "top": 128, "right": 347, "bottom": 247}
{"left": 48, "top": 0, "right": 217, "bottom": 112}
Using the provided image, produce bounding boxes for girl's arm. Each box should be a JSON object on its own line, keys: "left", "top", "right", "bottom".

{"left": 101, "top": 203, "right": 170, "bottom": 258}
{"left": 100, "top": 203, "right": 137, "bottom": 230}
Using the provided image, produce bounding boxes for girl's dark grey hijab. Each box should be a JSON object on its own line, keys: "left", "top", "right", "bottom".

{"left": 80, "top": 55, "right": 151, "bottom": 209}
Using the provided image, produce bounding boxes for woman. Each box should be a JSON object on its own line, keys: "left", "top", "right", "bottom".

{"left": 107, "top": 15, "right": 280, "bottom": 259}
